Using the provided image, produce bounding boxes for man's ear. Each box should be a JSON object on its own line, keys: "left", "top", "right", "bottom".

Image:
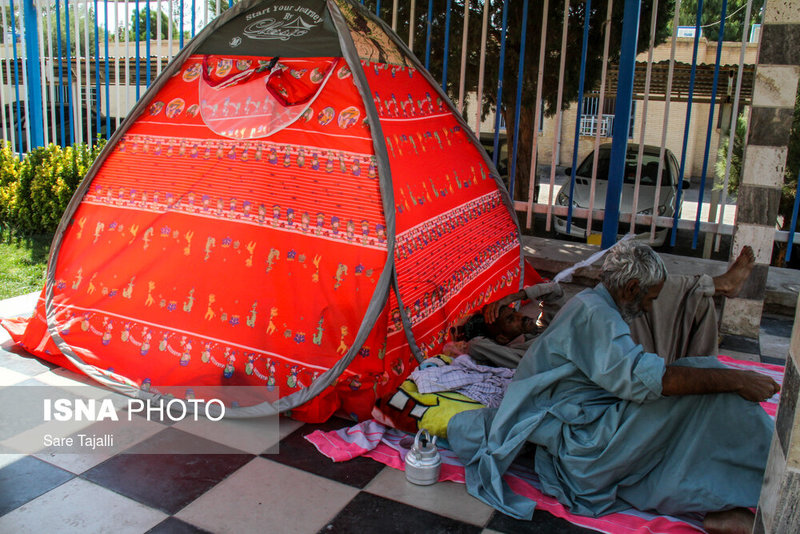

{"left": 622, "top": 279, "right": 640, "bottom": 300}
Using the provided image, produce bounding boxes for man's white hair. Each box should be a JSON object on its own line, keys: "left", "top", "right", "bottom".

{"left": 600, "top": 240, "right": 667, "bottom": 292}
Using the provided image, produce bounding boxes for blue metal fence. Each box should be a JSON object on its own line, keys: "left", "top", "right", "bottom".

{"left": 0, "top": 0, "right": 791, "bottom": 258}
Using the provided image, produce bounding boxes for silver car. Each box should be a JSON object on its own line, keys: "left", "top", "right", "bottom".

{"left": 553, "top": 144, "right": 688, "bottom": 247}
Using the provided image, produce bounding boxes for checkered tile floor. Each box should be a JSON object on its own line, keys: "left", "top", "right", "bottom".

{"left": 0, "top": 292, "right": 792, "bottom": 534}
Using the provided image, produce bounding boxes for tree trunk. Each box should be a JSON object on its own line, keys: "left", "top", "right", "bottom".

{"left": 502, "top": 106, "right": 537, "bottom": 206}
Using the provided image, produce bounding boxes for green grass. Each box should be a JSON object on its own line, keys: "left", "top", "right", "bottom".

{"left": 0, "top": 230, "right": 52, "bottom": 300}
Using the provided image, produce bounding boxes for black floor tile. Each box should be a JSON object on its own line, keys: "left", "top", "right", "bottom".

{"left": 0, "top": 456, "right": 74, "bottom": 515}
{"left": 262, "top": 417, "right": 386, "bottom": 489}
{"left": 81, "top": 428, "right": 253, "bottom": 514}
{"left": 719, "top": 334, "right": 760, "bottom": 355}
{"left": 146, "top": 517, "right": 214, "bottom": 534}
{"left": 0, "top": 346, "right": 56, "bottom": 377}
{"left": 487, "top": 509, "right": 600, "bottom": 534}
{"left": 760, "top": 315, "right": 794, "bottom": 338}
{"left": 319, "top": 492, "right": 482, "bottom": 534}
{"left": 762, "top": 355, "right": 788, "bottom": 366}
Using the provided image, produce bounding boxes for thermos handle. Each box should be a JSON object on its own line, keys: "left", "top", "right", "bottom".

{"left": 413, "top": 428, "right": 436, "bottom": 451}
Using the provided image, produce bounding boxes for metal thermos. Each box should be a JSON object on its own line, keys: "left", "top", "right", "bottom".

{"left": 404, "top": 429, "right": 441, "bottom": 485}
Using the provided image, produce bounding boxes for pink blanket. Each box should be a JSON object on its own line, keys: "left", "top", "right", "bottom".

{"left": 306, "top": 356, "right": 784, "bottom": 534}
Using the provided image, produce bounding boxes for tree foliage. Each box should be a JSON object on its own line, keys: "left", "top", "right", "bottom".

{"left": 128, "top": 8, "right": 180, "bottom": 41}
{"left": 677, "top": 0, "right": 763, "bottom": 43}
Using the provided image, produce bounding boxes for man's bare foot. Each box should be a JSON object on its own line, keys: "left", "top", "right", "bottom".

{"left": 703, "top": 508, "right": 755, "bottom": 534}
{"left": 714, "top": 246, "right": 755, "bottom": 297}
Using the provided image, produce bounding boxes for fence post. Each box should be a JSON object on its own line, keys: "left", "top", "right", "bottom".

{"left": 601, "top": 0, "right": 641, "bottom": 249}
{"left": 23, "top": 0, "right": 44, "bottom": 149}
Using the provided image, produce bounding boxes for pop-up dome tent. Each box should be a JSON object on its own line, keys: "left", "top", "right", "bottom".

{"left": 2, "top": 0, "right": 540, "bottom": 422}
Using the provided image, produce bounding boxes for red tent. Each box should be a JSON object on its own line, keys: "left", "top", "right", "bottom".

{"left": 2, "top": 0, "right": 539, "bottom": 422}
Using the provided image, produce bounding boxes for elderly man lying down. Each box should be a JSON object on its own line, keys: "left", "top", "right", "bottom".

{"left": 447, "top": 241, "right": 778, "bottom": 534}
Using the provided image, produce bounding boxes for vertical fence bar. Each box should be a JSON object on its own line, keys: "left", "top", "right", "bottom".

{"left": 125, "top": 0, "right": 131, "bottom": 114}
{"left": 525, "top": 0, "right": 549, "bottom": 229}
{"left": 41, "top": 0, "right": 57, "bottom": 145}
{"left": 391, "top": 0, "right": 398, "bottom": 31}
{"left": 692, "top": 0, "right": 728, "bottom": 249}
{"left": 35, "top": 0, "right": 50, "bottom": 146}
{"left": 55, "top": 0, "right": 66, "bottom": 145}
{"left": 1, "top": 6, "right": 14, "bottom": 148}
{"left": 424, "top": 0, "right": 432, "bottom": 68}
{"left": 0, "top": 4, "right": 10, "bottom": 146}
{"left": 716, "top": 0, "right": 753, "bottom": 251}
{"left": 650, "top": 0, "right": 680, "bottom": 242}
{"left": 135, "top": 0, "right": 140, "bottom": 100}
{"left": 491, "top": 0, "right": 509, "bottom": 170}
{"left": 457, "top": 0, "right": 469, "bottom": 113}
{"left": 474, "top": 0, "right": 489, "bottom": 136}
{"left": 585, "top": 0, "right": 613, "bottom": 239}
{"left": 104, "top": 0, "right": 110, "bottom": 135}
{"left": 441, "top": 0, "right": 451, "bottom": 91}
{"left": 146, "top": 0, "right": 151, "bottom": 87}
{"left": 375, "top": 0, "right": 380, "bottom": 16}
{"left": 671, "top": 0, "right": 703, "bottom": 247}
{"left": 10, "top": 0, "right": 25, "bottom": 154}
{"left": 94, "top": 0, "right": 101, "bottom": 136}
{"left": 180, "top": 0, "right": 185, "bottom": 48}
{"left": 72, "top": 0, "right": 82, "bottom": 143}
{"left": 565, "top": 0, "right": 592, "bottom": 233}
{"left": 545, "top": 0, "right": 570, "bottom": 231}
{"left": 602, "top": 0, "right": 640, "bottom": 249}
{"left": 22, "top": 0, "right": 43, "bottom": 150}
{"left": 508, "top": 0, "right": 529, "bottom": 198}
{"left": 65, "top": 0, "right": 75, "bottom": 145}
{"left": 114, "top": 0, "right": 121, "bottom": 129}
{"left": 83, "top": 0, "right": 91, "bottom": 142}
{"left": 629, "top": 0, "right": 659, "bottom": 236}
{"left": 191, "top": 0, "right": 196, "bottom": 37}
{"left": 156, "top": 0, "right": 163, "bottom": 76}
{"left": 408, "top": 0, "right": 416, "bottom": 50}
{"left": 168, "top": 0, "right": 174, "bottom": 62}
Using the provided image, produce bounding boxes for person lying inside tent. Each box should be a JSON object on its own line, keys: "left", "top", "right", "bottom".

{"left": 447, "top": 240, "right": 777, "bottom": 534}
{"left": 456, "top": 281, "right": 564, "bottom": 368}
{"left": 461, "top": 243, "right": 756, "bottom": 368}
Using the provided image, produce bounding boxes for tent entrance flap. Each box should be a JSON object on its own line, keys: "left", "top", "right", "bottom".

{"left": 199, "top": 56, "right": 338, "bottom": 139}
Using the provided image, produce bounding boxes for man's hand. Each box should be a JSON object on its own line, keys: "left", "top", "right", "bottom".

{"left": 662, "top": 366, "right": 780, "bottom": 401}
{"left": 483, "top": 294, "right": 518, "bottom": 324}
{"left": 482, "top": 282, "right": 564, "bottom": 324}
{"left": 735, "top": 370, "right": 781, "bottom": 402}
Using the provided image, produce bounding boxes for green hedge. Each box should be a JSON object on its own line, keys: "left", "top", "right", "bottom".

{"left": 0, "top": 139, "right": 105, "bottom": 234}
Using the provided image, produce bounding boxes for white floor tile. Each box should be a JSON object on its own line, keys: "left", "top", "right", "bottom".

{"left": 0, "top": 367, "right": 30, "bottom": 386}
{"left": 365, "top": 466, "right": 494, "bottom": 527}
{"left": 0, "top": 452, "right": 25, "bottom": 469}
{"left": 173, "top": 414, "right": 283, "bottom": 455}
{"left": 0, "top": 291, "right": 38, "bottom": 319}
{"left": 176, "top": 457, "right": 359, "bottom": 534}
{"left": 0, "top": 477, "right": 166, "bottom": 534}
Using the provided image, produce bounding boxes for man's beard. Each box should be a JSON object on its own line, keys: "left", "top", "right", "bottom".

{"left": 619, "top": 290, "right": 646, "bottom": 323}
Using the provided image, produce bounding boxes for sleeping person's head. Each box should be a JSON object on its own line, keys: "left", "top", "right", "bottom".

{"left": 463, "top": 306, "right": 536, "bottom": 345}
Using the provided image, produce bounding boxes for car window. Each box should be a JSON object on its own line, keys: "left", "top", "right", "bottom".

{"left": 576, "top": 149, "right": 674, "bottom": 187}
